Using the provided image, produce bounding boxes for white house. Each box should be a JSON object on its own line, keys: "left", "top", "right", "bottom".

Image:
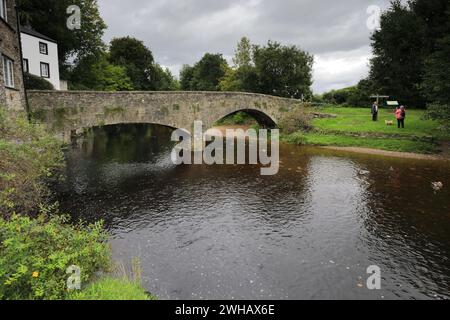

{"left": 20, "top": 26, "right": 64, "bottom": 90}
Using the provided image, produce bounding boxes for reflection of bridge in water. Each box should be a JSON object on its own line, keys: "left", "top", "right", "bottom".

{"left": 27, "top": 91, "right": 305, "bottom": 138}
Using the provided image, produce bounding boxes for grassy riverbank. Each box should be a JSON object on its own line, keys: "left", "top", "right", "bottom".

{"left": 216, "top": 106, "right": 449, "bottom": 155}
{"left": 284, "top": 106, "right": 450, "bottom": 155}
{"left": 0, "top": 109, "right": 152, "bottom": 300}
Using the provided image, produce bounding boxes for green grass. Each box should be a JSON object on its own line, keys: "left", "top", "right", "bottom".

{"left": 281, "top": 106, "right": 450, "bottom": 154}
{"left": 312, "top": 106, "right": 449, "bottom": 139}
{"left": 68, "top": 277, "right": 156, "bottom": 300}
{"left": 302, "top": 133, "right": 438, "bottom": 154}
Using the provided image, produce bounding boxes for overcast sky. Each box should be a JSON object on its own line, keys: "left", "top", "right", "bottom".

{"left": 98, "top": 0, "right": 391, "bottom": 93}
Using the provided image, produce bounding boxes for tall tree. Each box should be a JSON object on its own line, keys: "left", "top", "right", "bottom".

{"left": 180, "top": 54, "right": 227, "bottom": 91}
{"left": 109, "top": 37, "right": 155, "bottom": 90}
{"left": 69, "top": 53, "right": 133, "bottom": 91}
{"left": 368, "top": 0, "right": 450, "bottom": 107}
{"left": 369, "top": 0, "right": 427, "bottom": 107}
{"left": 252, "top": 41, "right": 313, "bottom": 99}
{"left": 150, "top": 65, "right": 180, "bottom": 91}
{"left": 180, "top": 65, "right": 195, "bottom": 90}
{"left": 422, "top": 35, "right": 450, "bottom": 105}
{"left": 232, "top": 37, "right": 253, "bottom": 68}
{"left": 220, "top": 37, "right": 254, "bottom": 92}
{"left": 17, "top": 0, "right": 106, "bottom": 75}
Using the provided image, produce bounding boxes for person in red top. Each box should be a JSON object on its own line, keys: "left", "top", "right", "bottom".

{"left": 395, "top": 106, "right": 406, "bottom": 128}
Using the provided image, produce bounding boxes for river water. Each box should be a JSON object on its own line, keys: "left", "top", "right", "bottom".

{"left": 58, "top": 124, "right": 450, "bottom": 300}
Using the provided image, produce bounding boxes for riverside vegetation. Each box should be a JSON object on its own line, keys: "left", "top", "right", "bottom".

{"left": 0, "top": 109, "right": 153, "bottom": 300}
{"left": 218, "top": 105, "right": 449, "bottom": 156}
{"left": 279, "top": 106, "right": 450, "bottom": 155}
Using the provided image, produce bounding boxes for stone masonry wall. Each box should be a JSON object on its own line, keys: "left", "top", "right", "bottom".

{"left": 27, "top": 91, "right": 305, "bottom": 132}
{"left": 0, "top": 0, "right": 26, "bottom": 112}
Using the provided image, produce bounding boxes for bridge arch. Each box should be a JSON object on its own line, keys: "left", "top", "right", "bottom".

{"left": 214, "top": 108, "right": 277, "bottom": 128}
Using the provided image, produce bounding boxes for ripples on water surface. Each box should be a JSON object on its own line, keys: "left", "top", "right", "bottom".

{"left": 58, "top": 124, "right": 450, "bottom": 300}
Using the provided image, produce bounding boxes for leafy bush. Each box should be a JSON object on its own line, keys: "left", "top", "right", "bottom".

{"left": 423, "top": 104, "right": 450, "bottom": 131}
{"left": 278, "top": 108, "right": 312, "bottom": 134}
{"left": 321, "top": 79, "right": 374, "bottom": 107}
{"left": 216, "top": 111, "right": 256, "bottom": 126}
{"left": 282, "top": 132, "right": 307, "bottom": 145}
{"left": 24, "top": 73, "right": 54, "bottom": 90}
{"left": 0, "top": 110, "right": 63, "bottom": 218}
{"left": 68, "top": 277, "right": 155, "bottom": 300}
{"left": 0, "top": 213, "right": 110, "bottom": 300}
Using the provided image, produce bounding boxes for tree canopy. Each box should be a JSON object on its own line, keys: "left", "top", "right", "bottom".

{"left": 252, "top": 41, "right": 313, "bottom": 99}
{"left": 17, "top": 0, "right": 107, "bottom": 76}
{"left": 369, "top": 0, "right": 450, "bottom": 108}
{"left": 109, "top": 37, "right": 155, "bottom": 90}
{"left": 218, "top": 38, "right": 314, "bottom": 99}
{"left": 180, "top": 54, "right": 227, "bottom": 91}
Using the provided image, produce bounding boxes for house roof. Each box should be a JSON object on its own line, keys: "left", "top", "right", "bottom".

{"left": 20, "top": 26, "right": 57, "bottom": 43}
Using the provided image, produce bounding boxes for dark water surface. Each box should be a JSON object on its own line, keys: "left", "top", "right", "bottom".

{"left": 58, "top": 124, "right": 450, "bottom": 300}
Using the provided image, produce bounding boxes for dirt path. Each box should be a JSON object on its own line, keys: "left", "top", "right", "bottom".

{"left": 320, "top": 146, "right": 450, "bottom": 161}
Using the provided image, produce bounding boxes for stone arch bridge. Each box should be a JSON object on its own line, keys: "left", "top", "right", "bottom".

{"left": 27, "top": 91, "right": 305, "bottom": 135}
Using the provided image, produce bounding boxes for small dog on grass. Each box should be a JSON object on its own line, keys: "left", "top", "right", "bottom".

{"left": 385, "top": 120, "right": 394, "bottom": 126}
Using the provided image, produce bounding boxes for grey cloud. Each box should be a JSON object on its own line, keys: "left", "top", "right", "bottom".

{"left": 98, "top": 0, "right": 391, "bottom": 93}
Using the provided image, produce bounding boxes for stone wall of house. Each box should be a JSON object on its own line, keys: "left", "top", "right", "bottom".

{"left": 27, "top": 91, "right": 305, "bottom": 132}
{"left": 0, "top": 0, "right": 26, "bottom": 112}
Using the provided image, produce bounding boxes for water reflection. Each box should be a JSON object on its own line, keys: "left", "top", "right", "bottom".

{"left": 58, "top": 124, "right": 450, "bottom": 300}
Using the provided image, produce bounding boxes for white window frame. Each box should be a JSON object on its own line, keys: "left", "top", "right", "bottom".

{"left": 40, "top": 62, "right": 50, "bottom": 78}
{"left": 0, "top": 0, "right": 7, "bottom": 21}
{"left": 23, "top": 58, "right": 29, "bottom": 73}
{"left": 39, "top": 42, "right": 48, "bottom": 55}
{"left": 3, "top": 56, "right": 14, "bottom": 88}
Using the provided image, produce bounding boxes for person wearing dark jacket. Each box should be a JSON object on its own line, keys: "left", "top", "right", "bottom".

{"left": 371, "top": 102, "right": 379, "bottom": 121}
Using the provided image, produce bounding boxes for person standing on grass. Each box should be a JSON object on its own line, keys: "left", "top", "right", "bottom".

{"left": 371, "top": 101, "right": 379, "bottom": 121}
{"left": 395, "top": 105, "right": 406, "bottom": 128}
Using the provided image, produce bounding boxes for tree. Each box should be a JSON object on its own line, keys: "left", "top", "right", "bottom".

{"left": 369, "top": 1, "right": 427, "bottom": 107}
{"left": 232, "top": 37, "right": 252, "bottom": 68}
{"left": 421, "top": 8, "right": 450, "bottom": 127}
{"left": 17, "top": 0, "right": 107, "bottom": 76}
{"left": 180, "top": 65, "right": 195, "bottom": 90}
{"left": 180, "top": 54, "right": 227, "bottom": 91}
{"left": 150, "top": 65, "right": 180, "bottom": 91}
{"left": 252, "top": 41, "right": 313, "bottom": 99}
{"left": 422, "top": 35, "right": 450, "bottom": 105}
{"left": 69, "top": 53, "right": 133, "bottom": 91}
{"left": 322, "top": 79, "right": 375, "bottom": 107}
{"left": 109, "top": 37, "right": 155, "bottom": 90}
{"left": 368, "top": 0, "right": 450, "bottom": 107}
{"left": 220, "top": 37, "right": 259, "bottom": 93}
{"left": 219, "top": 65, "right": 240, "bottom": 92}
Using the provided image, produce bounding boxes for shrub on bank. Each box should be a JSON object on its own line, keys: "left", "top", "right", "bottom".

{"left": 0, "top": 109, "right": 63, "bottom": 218}
{"left": 216, "top": 111, "right": 257, "bottom": 126}
{"left": 24, "top": 73, "right": 54, "bottom": 91}
{"left": 0, "top": 213, "right": 110, "bottom": 300}
{"left": 424, "top": 104, "right": 450, "bottom": 132}
{"left": 282, "top": 132, "right": 307, "bottom": 145}
{"left": 278, "top": 109, "right": 312, "bottom": 134}
{"left": 0, "top": 108, "right": 152, "bottom": 300}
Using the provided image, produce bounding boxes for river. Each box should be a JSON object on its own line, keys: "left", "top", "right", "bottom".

{"left": 57, "top": 123, "right": 450, "bottom": 300}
